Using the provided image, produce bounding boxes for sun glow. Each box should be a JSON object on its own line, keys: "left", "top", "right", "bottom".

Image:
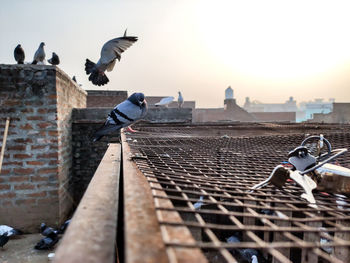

{"left": 195, "top": 0, "right": 350, "bottom": 80}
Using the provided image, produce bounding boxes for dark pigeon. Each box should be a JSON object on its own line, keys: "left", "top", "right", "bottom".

{"left": 34, "top": 235, "right": 59, "bottom": 250}
{"left": 92, "top": 92, "right": 147, "bottom": 142}
{"left": 14, "top": 44, "right": 25, "bottom": 64}
{"left": 48, "top": 52, "right": 60, "bottom": 65}
{"left": 72, "top": 76, "right": 77, "bottom": 82}
{"left": 85, "top": 29, "right": 138, "bottom": 86}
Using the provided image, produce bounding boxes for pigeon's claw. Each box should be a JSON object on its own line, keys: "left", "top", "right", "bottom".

{"left": 125, "top": 126, "right": 138, "bottom": 133}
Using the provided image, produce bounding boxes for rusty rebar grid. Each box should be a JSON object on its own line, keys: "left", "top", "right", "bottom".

{"left": 125, "top": 124, "right": 350, "bottom": 263}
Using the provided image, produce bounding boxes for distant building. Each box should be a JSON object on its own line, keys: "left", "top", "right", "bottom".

{"left": 309, "top": 103, "right": 350, "bottom": 123}
{"left": 299, "top": 98, "right": 334, "bottom": 122}
{"left": 243, "top": 96, "right": 297, "bottom": 122}
{"left": 225, "top": 86, "right": 234, "bottom": 99}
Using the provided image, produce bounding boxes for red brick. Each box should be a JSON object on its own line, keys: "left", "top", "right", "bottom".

{"left": 9, "top": 176, "right": 28, "bottom": 182}
{"left": 2, "top": 161, "right": 22, "bottom": 166}
{"left": 37, "top": 108, "right": 48, "bottom": 114}
{"left": 48, "top": 131, "right": 59, "bottom": 136}
{"left": 14, "top": 168, "right": 34, "bottom": 175}
{"left": 21, "top": 108, "right": 34, "bottom": 113}
{"left": 30, "top": 175, "right": 48, "bottom": 182}
{"left": 38, "top": 168, "right": 58, "bottom": 175}
{"left": 48, "top": 94, "right": 57, "bottom": 100}
{"left": 0, "top": 184, "right": 10, "bottom": 190}
{"left": 37, "top": 152, "right": 58, "bottom": 159}
{"left": 31, "top": 145, "right": 46, "bottom": 150}
{"left": 49, "top": 160, "right": 59, "bottom": 165}
{"left": 27, "top": 116, "right": 44, "bottom": 121}
{"left": 14, "top": 184, "right": 35, "bottom": 190}
{"left": 15, "top": 199, "right": 36, "bottom": 205}
{"left": 0, "top": 192, "right": 16, "bottom": 198}
{"left": 20, "top": 124, "right": 33, "bottom": 130}
{"left": 0, "top": 169, "right": 11, "bottom": 175}
{"left": 26, "top": 191, "right": 47, "bottom": 198}
{"left": 14, "top": 138, "right": 32, "bottom": 143}
{"left": 13, "top": 153, "right": 32, "bottom": 159}
{"left": 25, "top": 101, "right": 43, "bottom": 106}
{"left": 7, "top": 145, "right": 26, "bottom": 151}
{"left": 4, "top": 100, "right": 21, "bottom": 106}
{"left": 26, "top": 161, "right": 44, "bottom": 165}
{"left": 37, "top": 122, "right": 53, "bottom": 129}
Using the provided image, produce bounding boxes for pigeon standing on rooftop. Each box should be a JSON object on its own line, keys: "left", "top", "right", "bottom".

{"left": 32, "top": 42, "right": 45, "bottom": 64}
{"left": 14, "top": 44, "right": 25, "bottom": 64}
{"left": 48, "top": 52, "right": 60, "bottom": 65}
{"left": 178, "top": 92, "right": 184, "bottom": 108}
{"left": 0, "top": 232, "right": 9, "bottom": 249}
{"left": 92, "top": 92, "right": 148, "bottom": 142}
{"left": 85, "top": 29, "right": 138, "bottom": 86}
{"left": 72, "top": 76, "right": 77, "bottom": 82}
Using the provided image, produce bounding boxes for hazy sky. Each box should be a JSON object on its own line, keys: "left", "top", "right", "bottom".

{"left": 1, "top": 0, "right": 350, "bottom": 107}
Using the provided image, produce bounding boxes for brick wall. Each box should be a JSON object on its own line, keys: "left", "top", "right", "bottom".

{"left": 0, "top": 64, "right": 86, "bottom": 232}
{"left": 86, "top": 90, "right": 127, "bottom": 108}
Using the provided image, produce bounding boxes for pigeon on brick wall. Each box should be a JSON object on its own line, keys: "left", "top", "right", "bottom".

{"left": 48, "top": 52, "right": 60, "bottom": 65}
{"left": 178, "top": 91, "right": 184, "bottom": 108}
{"left": 85, "top": 29, "right": 138, "bottom": 86}
{"left": 92, "top": 92, "right": 147, "bottom": 142}
{"left": 14, "top": 44, "right": 25, "bottom": 64}
{"left": 32, "top": 42, "right": 46, "bottom": 64}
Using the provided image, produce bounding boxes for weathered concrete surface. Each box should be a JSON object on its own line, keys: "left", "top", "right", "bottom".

{"left": 0, "top": 234, "right": 57, "bottom": 263}
{"left": 73, "top": 107, "right": 192, "bottom": 123}
{"left": 122, "top": 133, "right": 169, "bottom": 263}
{"left": 54, "top": 144, "right": 121, "bottom": 263}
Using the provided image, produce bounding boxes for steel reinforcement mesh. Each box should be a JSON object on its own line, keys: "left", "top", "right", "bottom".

{"left": 125, "top": 125, "right": 350, "bottom": 263}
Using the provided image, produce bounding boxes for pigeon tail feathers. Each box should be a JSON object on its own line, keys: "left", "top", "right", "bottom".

{"left": 31, "top": 60, "right": 38, "bottom": 65}
{"left": 85, "top": 59, "right": 96, "bottom": 74}
{"left": 88, "top": 71, "right": 109, "bottom": 86}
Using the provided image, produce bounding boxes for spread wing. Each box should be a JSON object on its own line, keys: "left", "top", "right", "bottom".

{"left": 99, "top": 36, "right": 138, "bottom": 66}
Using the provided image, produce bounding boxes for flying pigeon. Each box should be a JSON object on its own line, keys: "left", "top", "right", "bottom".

{"left": 48, "top": 52, "right": 60, "bottom": 65}
{"left": 0, "top": 232, "right": 9, "bottom": 249}
{"left": 32, "top": 42, "right": 45, "bottom": 64}
{"left": 177, "top": 92, "right": 184, "bottom": 108}
{"left": 85, "top": 29, "right": 138, "bottom": 86}
{"left": 155, "top": 96, "right": 174, "bottom": 107}
{"left": 0, "top": 225, "right": 23, "bottom": 237}
{"left": 92, "top": 92, "right": 147, "bottom": 142}
{"left": 14, "top": 44, "right": 25, "bottom": 64}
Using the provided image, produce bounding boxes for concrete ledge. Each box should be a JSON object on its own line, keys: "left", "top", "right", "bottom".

{"left": 54, "top": 144, "right": 121, "bottom": 263}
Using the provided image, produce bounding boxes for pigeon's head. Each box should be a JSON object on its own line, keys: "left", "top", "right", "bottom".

{"left": 128, "top": 92, "right": 145, "bottom": 107}
{"left": 16, "top": 44, "right": 21, "bottom": 48}
{"left": 40, "top": 223, "right": 46, "bottom": 232}
{"left": 40, "top": 42, "right": 45, "bottom": 47}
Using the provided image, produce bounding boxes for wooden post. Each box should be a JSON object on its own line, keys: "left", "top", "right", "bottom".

{"left": 0, "top": 117, "right": 10, "bottom": 174}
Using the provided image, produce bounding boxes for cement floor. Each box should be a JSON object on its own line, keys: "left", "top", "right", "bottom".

{"left": 0, "top": 234, "right": 58, "bottom": 263}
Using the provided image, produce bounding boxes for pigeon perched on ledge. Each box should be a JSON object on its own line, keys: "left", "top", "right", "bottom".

{"left": 48, "top": 52, "right": 60, "bottom": 65}
{"left": 92, "top": 92, "right": 147, "bottom": 142}
{"left": 85, "top": 29, "right": 138, "bottom": 86}
{"left": 178, "top": 92, "right": 184, "bottom": 108}
{"left": 14, "top": 44, "right": 25, "bottom": 64}
{"left": 32, "top": 42, "right": 45, "bottom": 64}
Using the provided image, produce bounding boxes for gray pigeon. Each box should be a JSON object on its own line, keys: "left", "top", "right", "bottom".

{"left": 85, "top": 29, "right": 138, "bottom": 86}
{"left": 14, "top": 44, "right": 25, "bottom": 64}
{"left": 48, "top": 52, "right": 60, "bottom": 65}
{"left": 32, "top": 42, "right": 45, "bottom": 64}
{"left": 178, "top": 91, "right": 184, "bottom": 108}
{"left": 92, "top": 92, "right": 147, "bottom": 142}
